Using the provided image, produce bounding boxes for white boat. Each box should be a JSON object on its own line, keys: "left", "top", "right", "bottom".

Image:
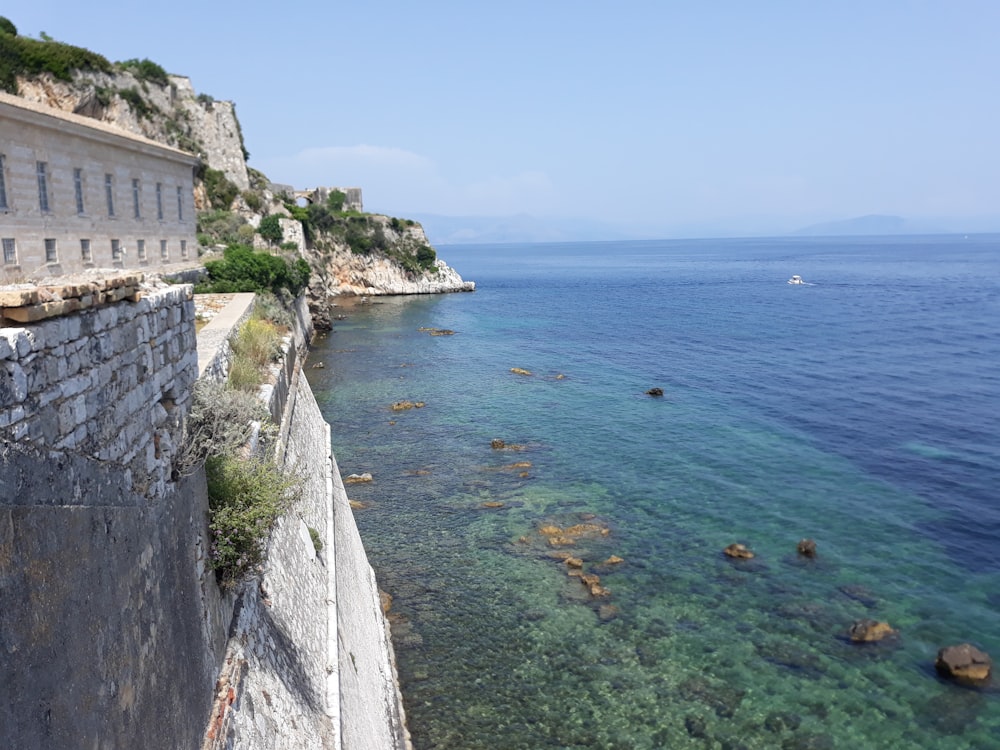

{"left": 788, "top": 275, "right": 805, "bottom": 285}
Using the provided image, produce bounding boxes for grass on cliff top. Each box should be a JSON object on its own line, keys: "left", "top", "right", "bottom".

{"left": 0, "top": 26, "right": 112, "bottom": 92}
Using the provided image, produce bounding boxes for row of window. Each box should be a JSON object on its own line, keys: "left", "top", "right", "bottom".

{"left": 0, "top": 154, "right": 185, "bottom": 222}
{"left": 1, "top": 237, "right": 188, "bottom": 265}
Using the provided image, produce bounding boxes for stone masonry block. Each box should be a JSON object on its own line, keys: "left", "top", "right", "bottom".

{"left": 1, "top": 361, "right": 28, "bottom": 404}
{"left": 0, "top": 404, "right": 25, "bottom": 428}
{"left": 6, "top": 329, "right": 34, "bottom": 358}
{"left": 60, "top": 373, "right": 91, "bottom": 399}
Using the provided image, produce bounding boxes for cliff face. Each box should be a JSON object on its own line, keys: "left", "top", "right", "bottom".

{"left": 15, "top": 71, "right": 249, "bottom": 190}
{"left": 298, "top": 214, "right": 473, "bottom": 328}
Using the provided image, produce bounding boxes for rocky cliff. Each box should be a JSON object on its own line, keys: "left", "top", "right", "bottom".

{"left": 15, "top": 70, "right": 249, "bottom": 191}
{"left": 304, "top": 214, "right": 474, "bottom": 300}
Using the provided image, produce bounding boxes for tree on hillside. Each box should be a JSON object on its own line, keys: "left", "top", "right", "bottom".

{"left": 258, "top": 215, "right": 283, "bottom": 246}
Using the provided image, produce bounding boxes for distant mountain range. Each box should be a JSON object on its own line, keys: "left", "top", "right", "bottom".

{"left": 404, "top": 212, "right": 999, "bottom": 245}
{"left": 792, "top": 214, "right": 946, "bottom": 236}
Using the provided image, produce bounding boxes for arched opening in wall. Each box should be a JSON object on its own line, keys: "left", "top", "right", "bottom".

{"left": 296, "top": 197, "right": 309, "bottom": 207}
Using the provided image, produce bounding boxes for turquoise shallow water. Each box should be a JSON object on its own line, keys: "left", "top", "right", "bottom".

{"left": 308, "top": 236, "right": 1000, "bottom": 749}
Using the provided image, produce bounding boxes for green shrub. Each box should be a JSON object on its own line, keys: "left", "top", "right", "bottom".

{"left": 416, "top": 244, "right": 437, "bottom": 269}
{"left": 247, "top": 167, "right": 269, "bottom": 190}
{"left": 0, "top": 30, "right": 112, "bottom": 93}
{"left": 197, "top": 209, "right": 248, "bottom": 246}
{"left": 308, "top": 526, "right": 323, "bottom": 553}
{"left": 199, "top": 244, "right": 310, "bottom": 297}
{"left": 258, "top": 214, "right": 283, "bottom": 245}
{"left": 203, "top": 168, "right": 240, "bottom": 210}
{"left": 254, "top": 292, "right": 294, "bottom": 329}
{"left": 235, "top": 317, "right": 283, "bottom": 367}
{"left": 280, "top": 241, "right": 299, "bottom": 251}
{"left": 206, "top": 454, "right": 297, "bottom": 588}
{"left": 242, "top": 190, "right": 262, "bottom": 212}
{"left": 326, "top": 189, "right": 346, "bottom": 212}
{"left": 176, "top": 381, "right": 271, "bottom": 474}
{"left": 118, "top": 86, "right": 159, "bottom": 119}
{"left": 118, "top": 57, "right": 169, "bottom": 86}
{"left": 0, "top": 17, "right": 16, "bottom": 36}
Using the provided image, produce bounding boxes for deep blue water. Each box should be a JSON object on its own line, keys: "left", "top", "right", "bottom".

{"left": 307, "top": 235, "right": 1000, "bottom": 749}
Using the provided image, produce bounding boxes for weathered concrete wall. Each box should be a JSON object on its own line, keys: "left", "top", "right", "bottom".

{"left": 331, "top": 447, "right": 411, "bottom": 750}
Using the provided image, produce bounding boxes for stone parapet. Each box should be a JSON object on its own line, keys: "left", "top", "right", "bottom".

{"left": 0, "top": 277, "right": 197, "bottom": 497}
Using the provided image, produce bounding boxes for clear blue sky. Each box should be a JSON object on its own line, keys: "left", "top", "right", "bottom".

{"left": 12, "top": 2, "right": 1000, "bottom": 235}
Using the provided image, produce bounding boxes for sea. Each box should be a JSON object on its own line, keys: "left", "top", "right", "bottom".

{"left": 305, "top": 235, "right": 1000, "bottom": 750}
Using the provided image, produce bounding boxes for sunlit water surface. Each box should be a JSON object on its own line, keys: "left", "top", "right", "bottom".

{"left": 307, "top": 236, "right": 1000, "bottom": 750}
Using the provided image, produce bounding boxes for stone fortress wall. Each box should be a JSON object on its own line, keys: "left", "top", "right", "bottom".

{"left": 0, "top": 283, "right": 409, "bottom": 749}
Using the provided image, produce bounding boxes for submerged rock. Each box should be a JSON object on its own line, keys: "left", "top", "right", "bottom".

{"left": 684, "top": 715, "right": 708, "bottom": 738}
{"left": 646, "top": 387, "right": 664, "bottom": 397}
{"left": 510, "top": 367, "right": 532, "bottom": 376}
{"left": 678, "top": 676, "right": 746, "bottom": 718}
{"left": 797, "top": 538, "right": 817, "bottom": 557}
{"left": 848, "top": 619, "right": 897, "bottom": 642}
{"left": 764, "top": 711, "right": 802, "bottom": 732}
{"left": 344, "top": 472, "right": 373, "bottom": 484}
{"left": 597, "top": 604, "right": 619, "bottom": 622}
{"left": 935, "top": 643, "right": 992, "bottom": 684}
{"left": 724, "top": 543, "right": 755, "bottom": 559}
{"left": 838, "top": 584, "right": 879, "bottom": 609}
{"left": 390, "top": 400, "right": 426, "bottom": 411}
{"left": 490, "top": 439, "right": 505, "bottom": 449}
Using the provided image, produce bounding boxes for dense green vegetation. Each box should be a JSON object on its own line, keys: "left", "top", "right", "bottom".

{"left": 197, "top": 209, "right": 253, "bottom": 247}
{"left": 118, "top": 86, "right": 160, "bottom": 119}
{"left": 280, "top": 193, "right": 436, "bottom": 275}
{"left": 197, "top": 245, "right": 310, "bottom": 297}
{"left": 257, "top": 214, "right": 283, "bottom": 245}
{"left": 202, "top": 168, "right": 240, "bottom": 211}
{"left": 0, "top": 20, "right": 113, "bottom": 93}
{"left": 117, "top": 57, "right": 169, "bottom": 86}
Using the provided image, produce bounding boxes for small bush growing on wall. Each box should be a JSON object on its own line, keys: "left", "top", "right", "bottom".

{"left": 326, "top": 190, "right": 346, "bottom": 212}
{"left": 0, "top": 16, "right": 17, "bottom": 36}
{"left": 206, "top": 454, "right": 297, "bottom": 588}
{"left": 228, "top": 316, "right": 283, "bottom": 392}
{"left": 309, "top": 526, "right": 323, "bottom": 553}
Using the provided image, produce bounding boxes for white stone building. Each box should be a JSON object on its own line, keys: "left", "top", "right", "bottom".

{"left": 0, "top": 91, "right": 200, "bottom": 283}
